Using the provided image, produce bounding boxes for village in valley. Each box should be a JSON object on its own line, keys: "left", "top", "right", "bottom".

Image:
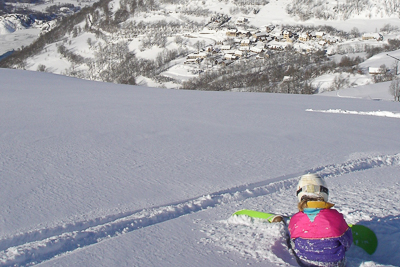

{"left": 184, "top": 15, "right": 385, "bottom": 74}
{"left": 2, "top": 0, "right": 399, "bottom": 91}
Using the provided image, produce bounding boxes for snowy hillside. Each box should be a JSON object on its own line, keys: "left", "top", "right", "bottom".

{"left": 286, "top": 0, "right": 400, "bottom": 22}
{"left": 2, "top": 0, "right": 400, "bottom": 91}
{"left": 0, "top": 1, "right": 85, "bottom": 56}
{"left": 1, "top": 68, "right": 400, "bottom": 266}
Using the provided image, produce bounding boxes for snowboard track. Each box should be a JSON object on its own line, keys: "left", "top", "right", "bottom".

{"left": 1, "top": 153, "right": 399, "bottom": 266}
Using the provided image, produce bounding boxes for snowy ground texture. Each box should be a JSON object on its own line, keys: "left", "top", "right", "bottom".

{"left": 1, "top": 68, "right": 400, "bottom": 266}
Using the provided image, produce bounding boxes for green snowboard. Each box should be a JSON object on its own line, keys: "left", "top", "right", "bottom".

{"left": 232, "top": 209, "right": 378, "bottom": 255}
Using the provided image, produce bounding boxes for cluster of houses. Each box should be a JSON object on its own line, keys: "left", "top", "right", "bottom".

{"left": 184, "top": 23, "right": 384, "bottom": 67}
{"left": 361, "top": 32, "right": 384, "bottom": 41}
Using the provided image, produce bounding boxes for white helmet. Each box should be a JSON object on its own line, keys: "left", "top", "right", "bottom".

{"left": 296, "top": 174, "right": 329, "bottom": 202}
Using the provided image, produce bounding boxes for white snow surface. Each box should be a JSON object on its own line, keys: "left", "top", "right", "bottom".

{"left": 306, "top": 109, "right": 400, "bottom": 118}
{"left": 1, "top": 68, "right": 400, "bottom": 267}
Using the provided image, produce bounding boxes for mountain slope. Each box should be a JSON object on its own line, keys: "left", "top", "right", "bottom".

{"left": 1, "top": 68, "right": 400, "bottom": 266}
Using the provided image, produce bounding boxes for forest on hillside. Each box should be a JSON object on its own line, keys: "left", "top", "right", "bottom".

{"left": 286, "top": 0, "right": 400, "bottom": 21}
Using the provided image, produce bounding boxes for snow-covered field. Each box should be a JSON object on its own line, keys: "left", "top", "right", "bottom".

{"left": 319, "top": 80, "right": 395, "bottom": 100}
{"left": 1, "top": 68, "right": 400, "bottom": 266}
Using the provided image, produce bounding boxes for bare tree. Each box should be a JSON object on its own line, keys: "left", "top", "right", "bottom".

{"left": 389, "top": 78, "right": 400, "bottom": 101}
{"left": 329, "top": 73, "right": 350, "bottom": 91}
{"left": 87, "top": 37, "right": 93, "bottom": 48}
{"left": 37, "top": 64, "right": 47, "bottom": 72}
{"left": 194, "top": 40, "right": 205, "bottom": 53}
{"left": 350, "top": 27, "right": 360, "bottom": 38}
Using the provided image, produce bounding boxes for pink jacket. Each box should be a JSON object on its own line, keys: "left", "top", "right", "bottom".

{"left": 288, "top": 208, "right": 352, "bottom": 265}
{"left": 289, "top": 209, "right": 349, "bottom": 239}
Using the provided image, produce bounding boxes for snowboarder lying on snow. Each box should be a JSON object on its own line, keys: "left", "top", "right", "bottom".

{"left": 288, "top": 174, "right": 353, "bottom": 267}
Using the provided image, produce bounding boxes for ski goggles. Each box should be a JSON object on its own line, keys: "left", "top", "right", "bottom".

{"left": 296, "top": 185, "right": 329, "bottom": 197}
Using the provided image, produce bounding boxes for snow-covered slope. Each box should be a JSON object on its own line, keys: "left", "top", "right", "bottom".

{"left": 319, "top": 81, "right": 395, "bottom": 101}
{"left": 0, "top": 68, "right": 400, "bottom": 266}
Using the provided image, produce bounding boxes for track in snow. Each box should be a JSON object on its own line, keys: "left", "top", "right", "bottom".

{"left": 1, "top": 153, "right": 399, "bottom": 266}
